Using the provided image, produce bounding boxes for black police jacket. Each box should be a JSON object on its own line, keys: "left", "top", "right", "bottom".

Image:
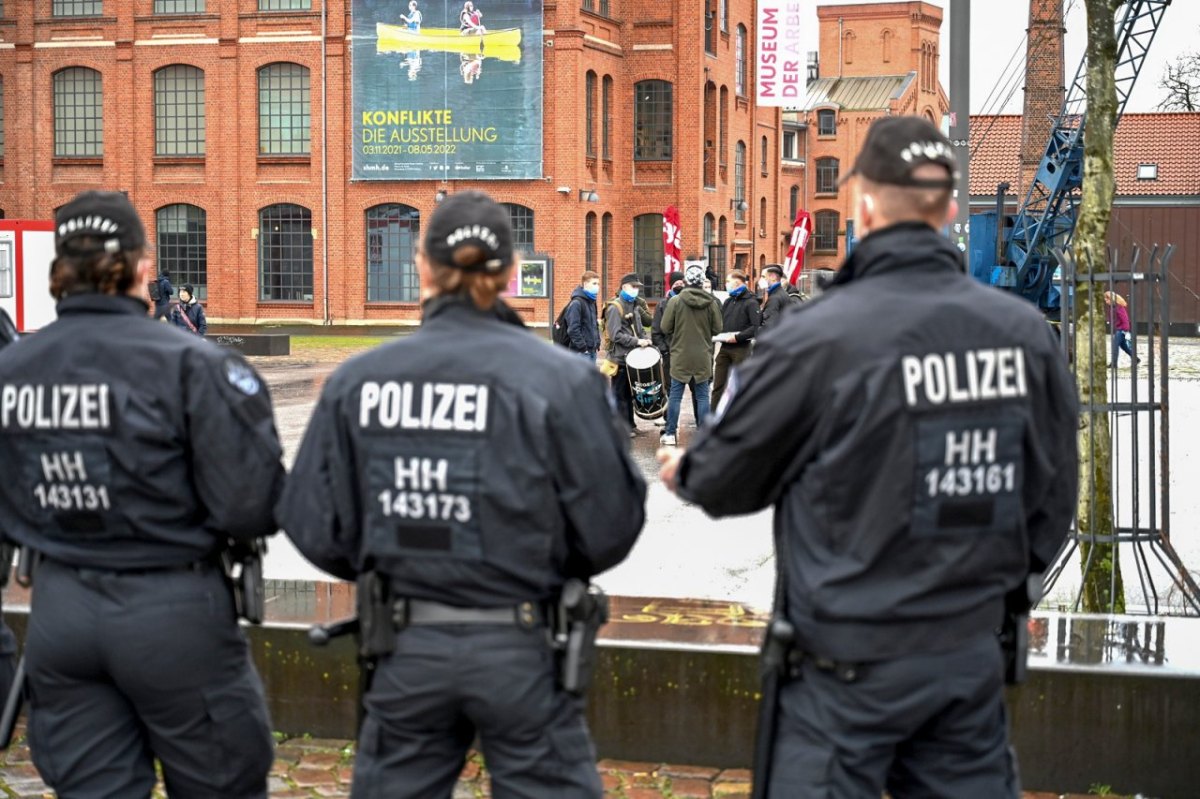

{"left": 0, "top": 294, "right": 284, "bottom": 570}
{"left": 277, "top": 296, "right": 647, "bottom": 605}
{"left": 678, "top": 222, "right": 1078, "bottom": 662}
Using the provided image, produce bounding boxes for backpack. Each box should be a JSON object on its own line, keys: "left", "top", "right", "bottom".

{"left": 552, "top": 298, "right": 581, "bottom": 347}
{"left": 148, "top": 279, "right": 162, "bottom": 303}
{"left": 599, "top": 299, "right": 626, "bottom": 355}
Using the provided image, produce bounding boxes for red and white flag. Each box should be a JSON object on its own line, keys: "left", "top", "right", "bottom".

{"left": 663, "top": 206, "right": 682, "bottom": 282}
{"left": 782, "top": 209, "right": 812, "bottom": 286}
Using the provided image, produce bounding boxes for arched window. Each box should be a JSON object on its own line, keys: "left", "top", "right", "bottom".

{"left": 634, "top": 80, "right": 673, "bottom": 160}
{"left": 585, "top": 71, "right": 597, "bottom": 157}
{"left": 258, "top": 203, "right": 313, "bottom": 301}
{"left": 760, "top": 135, "right": 768, "bottom": 177}
{"left": 585, "top": 212, "right": 597, "bottom": 273}
{"left": 53, "top": 67, "right": 103, "bottom": 157}
{"left": 707, "top": 214, "right": 725, "bottom": 285}
{"left": 633, "top": 214, "right": 665, "bottom": 297}
{"left": 500, "top": 203, "right": 535, "bottom": 252}
{"left": 843, "top": 30, "right": 855, "bottom": 64}
{"left": 258, "top": 63, "right": 310, "bottom": 155}
{"left": 735, "top": 26, "right": 747, "bottom": 97}
{"left": 813, "top": 210, "right": 839, "bottom": 253}
{"left": 815, "top": 157, "right": 840, "bottom": 194}
{"left": 0, "top": 76, "right": 5, "bottom": 159}
{"left": 704, "top": 82, "right": 717, "bottom": 188}
{"left": 789, "top": 185, "right": 800, "bottom": 220}
{"left": 156, "top": 204, "right": 207, "bottom": 300}
{"left": 719, "top": 86, "right": 729, "bottom": 166}
{"left": 759, "top": 198, "right": 767, "bottom": 236}
{"left": 817, "top": 109, "right": 836, "bottom": 136}
{"left": 154, "top": 65, "right": 205, "bottom": 157}
{"left": 734, "top": 141, "right": 746, "bottom": 223}
{"left": 881, "top": 29, "right": 893, "bottom": 63}
{"left": 602, "top": 75, "right": 613, "bottom": 159}
{"left": 601, "top": 212, "right": 612, "bottom": 291}
{"left": 703, "top": 214, "right": 715, "bottom": 246}
{"left": 365, "top": 204, "right": 419, "bottom": 302}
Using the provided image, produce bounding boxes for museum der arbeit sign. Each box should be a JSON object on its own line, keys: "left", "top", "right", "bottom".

{"left": 352, "top": 0, "right": 544, "bottom": 180}
{"left": 756, "top": 1, "right": 804, "bottom": 107}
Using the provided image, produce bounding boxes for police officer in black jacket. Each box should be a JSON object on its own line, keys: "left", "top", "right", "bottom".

{"left": 659, "top": 117, "right": 1078, "bottom": 798}
{"left": 278, "top": 191, "right": 647, "bottom": 798}
{"left": 0, "top": 191, "right": 283, "bottom": 798}
{"left": 711, "top": 269, "right": 759, "bottom": 409}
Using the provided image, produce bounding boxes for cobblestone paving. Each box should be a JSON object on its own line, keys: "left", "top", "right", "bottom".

{"left": 0, "top": 733, "right": 1140, "bottom": 798}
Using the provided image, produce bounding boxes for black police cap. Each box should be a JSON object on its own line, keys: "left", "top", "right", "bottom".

{"left": 423, "top": 191, "right": 515, "bottom": 273}
{"left": 55, "top": 190, "right": 146, "bottom": 257}
{"left": 843, "top": 116, "right": 959, "bottom": 190}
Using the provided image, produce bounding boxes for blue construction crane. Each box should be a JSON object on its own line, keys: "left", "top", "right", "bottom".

{"left": 968, "top": 0, "right": 1172, "bottom": 316}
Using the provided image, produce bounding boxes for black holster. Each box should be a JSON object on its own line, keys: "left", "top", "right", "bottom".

{"left": 359, "top": 570, "right": 396, "bottom": 661}
{"left": 551, "top": 579, "right": 608, "bottom": 696}
{"left": 223, "top": 538, "right": 266, "bottom": 624}
{"left": 1000, "top": 573, "right": 1043, "bottom": 686}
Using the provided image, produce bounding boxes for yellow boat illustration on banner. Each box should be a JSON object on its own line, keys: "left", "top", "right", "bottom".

{"left": 376, "top": 22, "right": 523, "bottom": 58}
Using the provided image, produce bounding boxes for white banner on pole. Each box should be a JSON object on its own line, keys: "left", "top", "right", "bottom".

{"left": 756, "top": 0, "right": 804, "bottom": 107}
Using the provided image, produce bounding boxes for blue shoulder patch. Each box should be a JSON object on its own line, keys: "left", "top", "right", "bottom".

{"left": 225, "top": 359, "right": 261, "bottom": 396}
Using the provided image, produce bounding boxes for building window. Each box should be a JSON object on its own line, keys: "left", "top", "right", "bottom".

{"left": 585, "top": 71, "right": 596, "bottom": 157}
{"left": 259, "top": 204, "right": 313, "bottom": 302}
{"left": 53, "top": 68, "right": 103, "bottom": 158}
{"left": 155, "top": 0, "right": 204, "bottom": 12}
{"left": 815, "top": 157, "right": 839, "bottom": 194}
{"left": 782, "top": 130, "right": 798, "bottom": 161}
{"left": 789, "top": 185, "right": 799, "bottom": 220}
{"left": 759, "top": 198, "right": 767, "bottom": 236}
{"left": 601, "top": 75, "right": 612, "bottom": 159}
{"left": 365, "top": 204, "right": 419, "bottom": 303}
{"left": 501, "top": 203, "right": 534, "bottom": 253}
{"left": 634, "top": 80, "right": 672, "bottom": 161}
{"left": 703, "top": 213, "right": 715, "bottom": 247}
{"left": 156, "top": 204, "right": 207, "bottom": 301}
{"left": 735, "top": 26, "right": 747, "bottom": 97}
{"left": 719, "top": 86, "right": 728, "bottom": 166}
{"left": 0, "top": 78, "right": 5, "bottom": 159}
{"left": 258, "top": 63, "right": 310, "bottom": 155}
{"left": 843, "top": 31, "right": 855, "bottom": 64}
{"left": 882, "top": 29, "right": 893, "bottom": 63}
{"left": 585, "top": 212, "right": 596, "bottom": 273}
{"left": 734, "top": 141, "right": 746, "bottom": 223}
{"left": 720, "top": 0, "right": 728, "bottom": 32}
{"left": 633, "top": 214, "right": 665, "bottom": 297}
{"left": 53, "top": 0, "right": 101, "bottom": 16}
{"left": 154, "top": 65, "right": 205, "bottom": 157}
{"left": 259, "top": 0, "right": 311, "bottom": 10}
{"left": 601, "top": 212, "right": 612, "bottom": 291}
{"left": 760, "top": 135, "right": 768, "bottom": 177}
{"left": 704, "top": 0, "right": 716, "bottom": 54}
{"left": 817, "top": 109, "right": 836, "bottom": 136}
{"left": 813, "top": 210, "right": 839, "bottom": 253}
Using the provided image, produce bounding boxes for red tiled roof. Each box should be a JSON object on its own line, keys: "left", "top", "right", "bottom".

{"left": 969, "top": 112, "right": 1200, "bottom": 198}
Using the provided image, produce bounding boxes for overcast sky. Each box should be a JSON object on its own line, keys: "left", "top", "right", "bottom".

{"left": 798, "top": 0, "right": 1198, "bottom": 114}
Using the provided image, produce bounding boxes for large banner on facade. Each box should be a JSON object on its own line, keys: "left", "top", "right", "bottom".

{"left": 755, "top": 0, "right": 804, "bottom": 107}
{"left": 351, "top": 0, "right": 543, "bottom": 180}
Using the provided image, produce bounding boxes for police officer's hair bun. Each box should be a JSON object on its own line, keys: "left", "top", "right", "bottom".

{"left": 429, "top": 259, "right": 510, "bottom": 311}
{"left": 451, "top": 243, "right": 489, "bottom": 269}
{"left": 49, "top": 235, "right": 141, "bottom": 300}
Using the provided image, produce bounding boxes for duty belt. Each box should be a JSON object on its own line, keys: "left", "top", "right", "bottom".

{"left": 393, "top": 598, "right": 544, "bottom": 629}
{"left": 787, "top": 650, "right": 864, "bottom": 683}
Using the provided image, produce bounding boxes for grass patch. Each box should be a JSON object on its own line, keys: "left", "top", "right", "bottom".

{"left": 290, "top": 335, "right": 394, "bottom": 351}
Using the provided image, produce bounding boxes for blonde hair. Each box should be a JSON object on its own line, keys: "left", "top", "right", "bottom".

{"left": 1104, "top": 291, "right": 1127, "bottom": 307}
{"left": 50, "top": 237, "right": 142, "bottom": 300}
{"left": 428, "top": 245, "right": 511, "bottom": 310}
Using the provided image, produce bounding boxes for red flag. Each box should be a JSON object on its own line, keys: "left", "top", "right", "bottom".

{"left": 782, "top": 209, "right": 812, "bottom": 286}
{"left": 663, "top": 206, "right": 682, "bottom": 282}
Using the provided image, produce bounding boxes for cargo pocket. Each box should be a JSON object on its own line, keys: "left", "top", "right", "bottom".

{"left": 202, "top": 675, "right": 274, "bottom": 795}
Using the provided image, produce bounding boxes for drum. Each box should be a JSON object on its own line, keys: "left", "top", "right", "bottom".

{"left": 625, "top": 346, "right": 668, "bottom": 420}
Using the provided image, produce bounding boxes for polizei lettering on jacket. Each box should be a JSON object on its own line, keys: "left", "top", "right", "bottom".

{"left": 359, "top": 381, "right": 489, "bottom": 432}
{"left": 0, "top": 384, "right": 112, "bottom": 430}
{"left": 901, "top": 348, "right": 1027, "bottom": 407}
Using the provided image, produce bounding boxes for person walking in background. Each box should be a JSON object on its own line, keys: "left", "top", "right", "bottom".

{"left": 658, "top": 265, "right": 722, "bottom": 446}
{"left": 151, "top": 268, "right": 173, "bottom": 320}
{"left": 711, "top": 269, "right": 759, "bottom": 409}
{"left": 565, "top": 271, "right": 601, "bottom": 360}
{"left": 171, "top": 284, "right": 207, "bottom": 336}
{"left": 1104, "top": 290, "right": 1138, "bottom": 368}
{"left": 400, "top": 0, "right": 422, "bottom": 30}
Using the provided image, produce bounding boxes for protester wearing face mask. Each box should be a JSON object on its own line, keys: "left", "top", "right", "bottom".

{"left": 564, "top": 271, "right": 601, "bottom": 359}
{"left": 652, "top": 270, "right": 686, "bottom": 386}
{"left": 758, "top": 264, "right": 790, "bottom": 333}
{"left": 711, "top": 270, "right": 760, "bottom": 408}
{"left": 604, "top": 273, "right": 652, "bottom": 432}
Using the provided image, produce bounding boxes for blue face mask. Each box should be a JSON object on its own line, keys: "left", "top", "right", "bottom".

{"left": 620, "top": 288, "right": 639, "bottom": 303}
{"left": 768, "top": 280, "right": 782, "bottom": 292}
{"left": 729, "top": 284, "right": 747, "bottom": 297}
{"left": 583, "top": 286, "right": 598, "bottom": 299}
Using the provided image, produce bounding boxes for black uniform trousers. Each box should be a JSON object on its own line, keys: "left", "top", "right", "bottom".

{"left": 352, "top": 624, "right": 602, "bottom": 799}
{"left": 711, "top": 343, "right": 751, "bottom": 410}
{"left": 25, "top": 559, "right": 274, "bottom": 799}
{"left": 767, "top": 633, "right": 1018, "bottom": 799}
{"left": 611, "top": 365, "right": 635, "bottom": 427}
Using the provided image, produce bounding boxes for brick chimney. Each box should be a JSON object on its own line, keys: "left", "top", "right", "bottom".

{"left": 1019, "top": 0, "right": 1065, "bottom": 198}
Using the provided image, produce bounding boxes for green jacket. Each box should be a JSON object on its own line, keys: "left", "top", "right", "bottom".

{"left": 660, "top": 286, "right": 722, "bottom": 382}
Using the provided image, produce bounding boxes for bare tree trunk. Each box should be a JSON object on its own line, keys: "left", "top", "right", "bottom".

{"left": 1075, "top": 0, "right": 1124, "bottom": 612}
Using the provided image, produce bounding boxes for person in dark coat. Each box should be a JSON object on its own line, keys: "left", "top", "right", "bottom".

{"left": 658, "top": 265, "right": 722, "bottom": 445}
{"left": 605, "top": 273, "right": 652, "bottom": 432}
{"left": 564, "top": 271, "right": 601, "bottom": 359}
{"left": 153, "top": 269, "right": 173, "bottom": 320}
{"left": 758, "top": 264, "right": 790, "bottom": 333}
{"left": 711, "top": 269, "right": 759, "bottom": 409}
{"left": 171, "top": 284, "right": 208, "bottom": 336}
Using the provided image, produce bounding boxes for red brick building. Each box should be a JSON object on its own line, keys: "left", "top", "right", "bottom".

{"left": 782, "top": 1, "right": 948, "bottom": 272}
{"left": 0, "top": 0, "right": 790, "bottom": 326}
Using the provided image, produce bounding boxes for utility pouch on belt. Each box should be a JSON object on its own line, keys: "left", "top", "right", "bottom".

{"left": 223, "top": 539, "right": 266, "bottom": 624}
{"left": 552, "top": 579, "right": 609, "bottom": 696}
{"left": 1000, "top": 573, "right": 1042, "bottom": 686}
{"left": 359, "top": 570, "right": 396, "bottom": 659}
